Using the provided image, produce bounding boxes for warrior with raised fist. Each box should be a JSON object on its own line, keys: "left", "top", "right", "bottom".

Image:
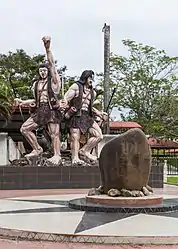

{"left": 15, "top": 36, "right": 63, "bottom": 165}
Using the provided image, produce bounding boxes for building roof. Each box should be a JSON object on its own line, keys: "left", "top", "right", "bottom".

{"left": 148, "top": 137, "right": 178, "bottom": 148}
{"left": 166, "top": 149, "right": 178, "bottom": 152}
{"left": 110, "top": 121, "right": 142, "bottom": 129}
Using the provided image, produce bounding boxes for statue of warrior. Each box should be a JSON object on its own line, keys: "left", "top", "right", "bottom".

{"left": 64, "top": 70, "right": 108, "bottom": 165}
{"left": 15, "top": 36, "right": 64, "bottom": 165}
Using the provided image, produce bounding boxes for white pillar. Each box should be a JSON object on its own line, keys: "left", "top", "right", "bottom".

{"left": 8, "top": 136, "right": 20, "bottom": 163}
{"left": 0, "top": 133, "right": 8, "bottom": 165}
{"left": 0, "top": 133, "right": 20, "bottom": 166}
{"left": 164, "top": 159, "right": 168, "bottom": 182}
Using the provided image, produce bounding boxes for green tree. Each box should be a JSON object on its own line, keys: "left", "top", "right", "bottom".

{"left": 57, "top": 66, "right": 77, "bottom": 98}
{"left": 0, "top": 79, "right": 14, "bottom": 123}
{"left": 108, "top": 39, "right": 178, "bottom": 136}
{"left": 0, "top": 49, "right": 45, "bottom": 99}
{"left": 63, "top": 75, "right": 76, "bottom": 93}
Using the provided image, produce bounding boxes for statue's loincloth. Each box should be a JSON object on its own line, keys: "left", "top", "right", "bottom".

{"left": 68, "top": 110, "right": 94, "bottom": 134}
{"left": 31, "top": 103, "right": 62, "bottom": 126}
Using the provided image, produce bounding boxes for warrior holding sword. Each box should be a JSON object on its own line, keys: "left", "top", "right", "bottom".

{"left": 15, "top": 36, "right": 65, "bottom": 165}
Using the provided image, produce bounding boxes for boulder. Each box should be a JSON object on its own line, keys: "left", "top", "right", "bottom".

{"left": 99, "top": 128, "right": 152, "bottom": 194}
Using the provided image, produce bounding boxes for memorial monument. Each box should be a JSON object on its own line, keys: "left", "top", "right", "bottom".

{"left": 88, "top": 128, "right": 153, "bottom": 198}
{"left": 69, "top": 128, "right": 164, "bottom": 212}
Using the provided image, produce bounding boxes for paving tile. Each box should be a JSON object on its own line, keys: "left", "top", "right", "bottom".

{"left": 1, "top": 240, "right": 178, "bottom": 249}
{"left": 0, "top": 185, "right": 177, "bottom": 245}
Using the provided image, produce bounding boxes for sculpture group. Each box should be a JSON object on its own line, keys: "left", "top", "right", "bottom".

{"left": 14, "top": 36, "right": 154, "bottom": 197}
{"left": 15, "top": 36, "right": 108, "bottom": 165}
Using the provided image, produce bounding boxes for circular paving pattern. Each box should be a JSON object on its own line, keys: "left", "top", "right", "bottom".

{"left": 0, "top": 188, "right": 177, "bottom": 244}
{"left": 69, "top": 196, "right": 178, "bottom": 213}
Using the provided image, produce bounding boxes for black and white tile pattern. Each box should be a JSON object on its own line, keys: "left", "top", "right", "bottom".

{"left": 0, "top": 193, "right": 175, "bottom": 237}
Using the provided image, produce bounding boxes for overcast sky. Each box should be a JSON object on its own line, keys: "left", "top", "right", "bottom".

{"left": 1, "top": 0, "right": 178, "bottom": 118}
{"left": 1, "top": 0, "right": 178, "bottom": 75}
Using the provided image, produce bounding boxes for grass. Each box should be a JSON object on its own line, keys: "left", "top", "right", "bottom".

{"left": 167, "top": 176, "right": 178, "bottom": 184}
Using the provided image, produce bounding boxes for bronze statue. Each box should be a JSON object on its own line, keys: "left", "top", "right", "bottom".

{"left": 15, "top": 36, "right": 64, "bottom": 165}
{"left": 64, "top": 70, "right": 107, "bottom": 165}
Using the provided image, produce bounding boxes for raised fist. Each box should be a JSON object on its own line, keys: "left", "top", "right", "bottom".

{"left": 42, "top": 36, "right": 51, "bottom": 50}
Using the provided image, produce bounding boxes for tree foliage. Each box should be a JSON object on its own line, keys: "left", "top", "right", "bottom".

{"left": 0, "top": 49, "right": 45, "bottom": 99}
{"left": 108, "top": 39, "right": 178, "bottom": 136}
{"left": 0, "top": 79, "right": 14, "bottom": 123}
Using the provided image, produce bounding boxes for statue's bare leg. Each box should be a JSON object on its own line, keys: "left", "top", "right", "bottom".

{"left": 79, "top": 121, "right": 103, "bottom": 162}
{"left": 70, "top": 128, "right": 85, "bottom": 165}
{"left": 47, "top": 123, "right": 61, "bottom": 165}
{"left": 20, "top": 117, "right": 43, "bottom": 158}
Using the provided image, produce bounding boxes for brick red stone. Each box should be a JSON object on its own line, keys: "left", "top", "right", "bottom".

{"left": 0, "top": 184, "right": 176, "bottom": 199}
{"left": 0, "top": 189, "right": 87, "bottom": 199}
{"left": 86, "top": 195, "right": 163, "bottom": 205}
{"left": 1, "top": 240, "right": 178, "bottom": 249}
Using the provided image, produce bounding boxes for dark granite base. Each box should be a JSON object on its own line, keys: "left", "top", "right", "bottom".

{"left": 0, "top": 158, "right": 163, "bottom": 190}
{"left": 69, "top": 197, "right": 178, "bottom": 213}
{"left": 0, "top": 164, "right": 163, "bottom": 190}
{"left": 0, "top": 165, "right": 100, "bottom": 190}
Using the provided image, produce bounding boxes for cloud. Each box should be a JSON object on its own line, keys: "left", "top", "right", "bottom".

{"left": 1, "top": 0, "right": 178, "bottom": 118}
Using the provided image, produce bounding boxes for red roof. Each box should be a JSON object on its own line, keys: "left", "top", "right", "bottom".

{"left": 166, "top": 149, "right": 178, "bottom": 152}
{"left": 109, "top": 121, "right": 142, "bottom": 129}
{"left": 148, "top": 137, "right": 178, "bottom": 148}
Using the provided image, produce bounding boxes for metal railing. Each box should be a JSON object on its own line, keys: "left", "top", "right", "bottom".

{"left": 152, "top": 147, "right": 178, "bottom": 175}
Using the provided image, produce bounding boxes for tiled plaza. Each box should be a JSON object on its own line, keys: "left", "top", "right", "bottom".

{"left": 0, "top": 185, "right": 176, "bottom": 247}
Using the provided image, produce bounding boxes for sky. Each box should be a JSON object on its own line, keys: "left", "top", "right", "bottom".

{"left": 1, "top": 0, "right": 178, "bottom": 118}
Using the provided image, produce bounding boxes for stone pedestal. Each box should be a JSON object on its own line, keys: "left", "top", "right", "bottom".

{"left": 86, "top": 195, "right": 163, "bottom": 206}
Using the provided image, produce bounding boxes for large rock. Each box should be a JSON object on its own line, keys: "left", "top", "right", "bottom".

{"left": 99, "top": 128, "right": 152, "bottom": 194}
